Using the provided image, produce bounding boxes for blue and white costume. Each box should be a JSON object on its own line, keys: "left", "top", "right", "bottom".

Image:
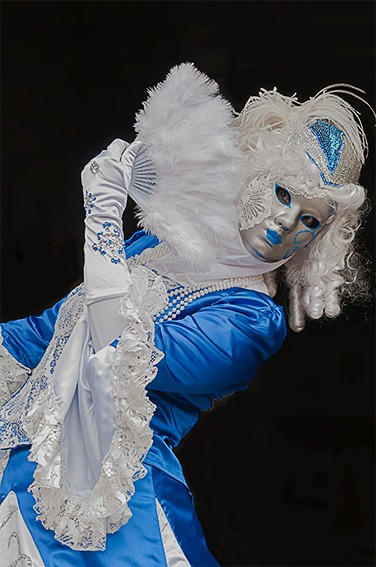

{"left": 0, "top": 63, "right": 292, "bottom": 566}
{"left": 0, "top": 229, "right": 286, "bottom": 566}
{"left": 2, "top": 58, "right": 367, "bottom": 566}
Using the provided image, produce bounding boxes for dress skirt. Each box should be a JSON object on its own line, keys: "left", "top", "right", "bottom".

{"left": 0, "top": 446, "right": 219, "bottom": 566}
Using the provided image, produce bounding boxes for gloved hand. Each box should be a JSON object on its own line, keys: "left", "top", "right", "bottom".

{"left": 81, "top": 138, "right": 142, "bottom": 351}
{"left": 81, "top": 138, "right": 142, "bottom": 220}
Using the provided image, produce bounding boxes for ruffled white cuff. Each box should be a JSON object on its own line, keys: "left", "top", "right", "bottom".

{"left": 0, "top": 266, "right": 167, "bottom": 550}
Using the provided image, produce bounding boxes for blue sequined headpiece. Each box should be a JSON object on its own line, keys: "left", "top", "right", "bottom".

{"left": 293, "top": 119, "right": 362, "bottom": 187}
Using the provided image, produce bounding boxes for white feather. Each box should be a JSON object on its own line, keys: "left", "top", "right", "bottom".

{"left": 129, "top": 62, "right": 246, "bottom": 269}
{"left": 235, "top": 84, "right": 369, "bottom": 163}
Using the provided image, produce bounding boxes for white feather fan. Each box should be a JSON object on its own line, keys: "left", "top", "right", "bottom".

{"left": 128, "top": 62, "right": 246, "bottom": 269}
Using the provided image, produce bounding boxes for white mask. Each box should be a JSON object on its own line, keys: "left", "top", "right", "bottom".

{"left": 240, "top": 182, "right": 334, "bottom": 262}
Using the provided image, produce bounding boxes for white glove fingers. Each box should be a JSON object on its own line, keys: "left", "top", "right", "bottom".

{"left": 120, "top": 140, "right": 143, "bottom": 162}
{"left": 107, "top": 139, "right": 130, "bottom": 161}
{"left": 120, "top": 140, "right": 144, "bottom": 186}
{"left": 81, "top": 139, "right": 143, "bottom": 211}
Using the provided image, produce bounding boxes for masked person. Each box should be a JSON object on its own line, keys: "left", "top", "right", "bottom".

{"left": 0, "top": 63, "right": 372, "bottom": 566}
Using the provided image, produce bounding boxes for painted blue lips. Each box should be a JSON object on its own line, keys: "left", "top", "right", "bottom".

{"left": 266, "top": 228, "right": 282, "bottom": 245}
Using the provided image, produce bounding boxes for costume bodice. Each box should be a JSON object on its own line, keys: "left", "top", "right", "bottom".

{"left": 122, "top": 231, "right": 286, "bottom": 484}
{"left": 0, "top": 231, "right": 286, "bottom": 488}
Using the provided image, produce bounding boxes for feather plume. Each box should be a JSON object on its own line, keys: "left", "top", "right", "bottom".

{"left": 129, "top": 62, "right": 246, "bottom": 269}
{"left": 235, "top": 84, "right": 370, "bottom": 164}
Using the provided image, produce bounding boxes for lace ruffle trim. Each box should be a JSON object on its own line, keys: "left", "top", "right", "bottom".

{"left": 237, "top": 176, "right": 273, "bottom": 230}
{"left": 18, "top": 270, "right": 167, "bottom": 551}
{"left": 0, "top": 329, "right": 32, "bottom": 482}
{"left": 0, "top": 327, "right": 31, "bottom": 410}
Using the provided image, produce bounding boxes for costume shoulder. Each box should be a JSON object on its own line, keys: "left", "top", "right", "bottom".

{"left": 0, "top": 295, "right": 68, "bottom": 370}
{"left": 124, "top": 229, "right": 159, "bottom": 258}
{"left": 151, "top": 288, "right": 287, "bottom": 397}
{"left": 0, "top": 293, "right": 68, "bottom": 410}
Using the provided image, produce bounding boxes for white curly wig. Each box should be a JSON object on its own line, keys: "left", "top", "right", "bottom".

{"left": 234, "top": 85, "right": 373, "bottom": 331}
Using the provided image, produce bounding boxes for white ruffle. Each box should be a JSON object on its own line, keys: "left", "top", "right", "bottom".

{"left": 0, "top": 269, "right": 168, "bottom": 551}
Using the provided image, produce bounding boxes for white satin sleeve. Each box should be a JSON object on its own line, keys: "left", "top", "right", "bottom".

{"left": 87, "top": 298, "right": 126, "bottom": 352}
{"left": 0, "top": 141, "right": 166, "bottom": 552}
{"left": 82, "top": 138, "right": 142, "bottom": 351}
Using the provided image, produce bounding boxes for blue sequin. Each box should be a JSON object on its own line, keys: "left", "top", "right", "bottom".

{"left": 309, "top": 120, "right": 344, "bottom": 175}
{"left": 0, "top": 420, "right": 29, "bottom": 446}
{"left": 50, "top": 332, "right": 71, "bottom": 374}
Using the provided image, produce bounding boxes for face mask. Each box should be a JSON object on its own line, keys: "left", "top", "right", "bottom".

{"left": 240, "top": 182, "right": 334, "bottom": 262}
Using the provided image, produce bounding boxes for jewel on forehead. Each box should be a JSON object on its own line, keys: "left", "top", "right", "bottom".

{"left": 309, "top": 120, "right": 344, "bottom": 175}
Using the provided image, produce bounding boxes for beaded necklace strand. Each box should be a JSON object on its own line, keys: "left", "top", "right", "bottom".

{"left": 127, "top": 243, "right": 264, "bottom": 322}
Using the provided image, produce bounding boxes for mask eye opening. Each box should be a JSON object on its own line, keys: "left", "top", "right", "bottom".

{"left": 274, "top": 183, "right": 291, "bottom": 207}
{"left": 299, "top": 215, "right": 321, "bottom": 229}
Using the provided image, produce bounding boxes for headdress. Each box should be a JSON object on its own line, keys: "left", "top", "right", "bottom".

{"left": 126, "top": 64, "right": 372, "bottom": 287}
{"left": 235, "top": 85, "right": 369, "bottom": 230}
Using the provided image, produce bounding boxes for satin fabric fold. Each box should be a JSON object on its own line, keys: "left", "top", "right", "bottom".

{"left": 0, "top": 490, "right": 45, "bottom": 567}
{"left": 0, "top": 297, "right": 66, "bottom": 370}
{"left": 0, "top": 447, "right": 219, "bottom": 566}
{"left": 0, "top": 229, "right": 286, "bottom": 563}
{"left": 51, "top": 308, "right": 116, "bottom": 496}
{"left": 1, "top": 230, "right": 286, "bottom": 502}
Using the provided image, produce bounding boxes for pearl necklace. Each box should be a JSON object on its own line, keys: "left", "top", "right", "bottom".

{"left": 127, "top": 243, "right": 264, "bottom": 322}
{"left": 127, "top": 242, "right": 170, "bottom": 268}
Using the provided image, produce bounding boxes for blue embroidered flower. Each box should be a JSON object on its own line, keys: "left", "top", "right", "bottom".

{"left": 84, "top": 190, "right": 97, "bottom": 215}
{"left": 92, "top": 222, "right": 124, "bottom": 264}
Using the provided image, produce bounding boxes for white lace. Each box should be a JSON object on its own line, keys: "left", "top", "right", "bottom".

{"left": 237, "top": 172, "right": 328, "bottom": 231}
{"left": 0, "top": 327, "right": 31, "bottom": 410}
{"left": 0, "top": 270, "right": 167, "bottom": 551}
{"left": 0, "top": 329, "right": 32, "bottom": 481}
{"left": 127, "top": 244, "right": 265, "bottom": 321}
{"left": 0, "top": 247, "right": 263, "bottom": 551}
{"left": 237, "top": 175, "right": 273, "bottom": 230}
{"left": 0, "top": 450, "right": 10, "bottom": 483}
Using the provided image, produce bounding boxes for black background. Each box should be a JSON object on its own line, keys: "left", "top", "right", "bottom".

{"left": 1, "top": 2, "right": 375, "bottom": 566}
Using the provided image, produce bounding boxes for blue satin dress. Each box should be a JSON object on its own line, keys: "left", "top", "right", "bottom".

{"left": 0, "top": 231, "right": 286, "bottom": 566}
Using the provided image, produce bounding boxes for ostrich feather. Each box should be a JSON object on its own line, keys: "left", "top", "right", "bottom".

{"left": 235, "top": 84, "right": 370, "bottom": 164}
{"left": 128, "top": 62, "right": 246, "bottom": 269}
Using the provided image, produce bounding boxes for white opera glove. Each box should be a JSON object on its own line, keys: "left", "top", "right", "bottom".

{"left": 82, "top": 138, "right": 142, "bottom": 351}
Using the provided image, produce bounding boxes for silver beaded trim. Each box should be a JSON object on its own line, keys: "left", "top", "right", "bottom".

{"left": 0, "top": 505, "right": 17, "bottom": 531}
{"left": 0, "top": 499, "right": 33, "bottom": 566}
{"left": 126, "top": 242, "right": 170, "bottom": 270}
